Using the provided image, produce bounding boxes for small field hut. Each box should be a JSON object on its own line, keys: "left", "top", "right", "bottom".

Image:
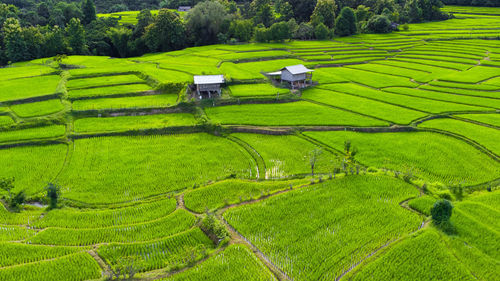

{"left": 267, "top": 64, "right": 314, "bottom": 89}
{"left": 193, "top": 75, "right": 225, "bottom": 99}
{"left": 178, "top": 6, "right": 191, "bottom": 11}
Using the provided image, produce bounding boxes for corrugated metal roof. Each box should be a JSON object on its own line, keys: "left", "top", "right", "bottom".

{"left": 281, "top": 64, "right": 314, "bottom": 75}
{"left": 267, "top": 71, "right": 282, "bottom": 76}
{"left": 194, "top": 75, "right": 225, "bottom": 85}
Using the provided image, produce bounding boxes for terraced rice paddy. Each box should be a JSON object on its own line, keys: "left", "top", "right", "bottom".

{"left": 0, "top": 252, "right": 101, "bottom": 281}
{"left": 224, "top": 176, "right": 422, "bottom": 280}
{"left": 68, "top": 84, "right": 153, "bottom": 99}
{"left": 302, "top": 88, "right": 426, "bottom": 124}
{"left": 0, "top": 75, "right": 61, "bottom": 102}
{"left": 0, "top": 116, "right": 14, "bottom": 126}
{"left": 58, "top": 134, "right": 255, "bottom": 203}
{"left": 28, "top": 209, "right": 196, "bottom": 246}
{"left": 228, "top": 83, "right": 289, "bottom": 97}
{"left": 205, "top": 101, "right": 388, "bottom": 126}
{"left": 456, "top": 113, "right": 500, "bottom": 127}
{"left": 419, "top": 118, "right": 500, "bottom": 155}
{"left": 0, "top": 144, "right": 67, "bottom": 195}
{"left": 345, "top": 229, "right": 476, "bottom": 281}
{"left": 0, "top": 5, "right": 499, "bottom": 281}
{"left": 73, "top": 113, "right": 196, "bottom": 133}
{"left": 0, "top": 126, "right": 65, "bottom": 144}
{"left": 304, "top": 131, "right": 500, "bottom": 185}
{"left": 184, "top": 179, "right": 309, "bottom": 213}
{"left": 162, "top": 244, "right": 276, "bottom": 281}
{"left": 72, "top": 94, "right": 178, "bottom": 111}
{"left": 10, "top": 100, "right": 65, "bottom": 118}
{"left": 67, "top": 74, "right": 145, "bottom": 90}
{"left": 232, "top": 133, "right": 337, "bottom": 178}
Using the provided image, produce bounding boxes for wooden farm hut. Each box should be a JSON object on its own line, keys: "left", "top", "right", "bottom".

{"left": 193, "top": 75, "right": 225, "bottom": 99}
{"left": 178, "top": 6, "right": 191, "bottom": 11}
{"left": 268, "top": 64, "right": 314, "bottom": 89}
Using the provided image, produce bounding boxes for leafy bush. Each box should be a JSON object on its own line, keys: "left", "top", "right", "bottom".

{"left": 45, "top": 183, "right": 61, "bottom": 210}
{"left": 270, "top": 21, "right": 291, "bottom": 42}
{"left": 431, "top": 199, "right": 453, "bottom": 224}
{"left": 201, "top": 213, "right": 228, "bottom": 243}
{"left": 254, "top": 27, "right": 271, "bottom": 43}
{"left": 315, "top": 23, "right": 330, "bottom": 40}
{"left": 365, "top": 15, "right": 392, "bottom": 33}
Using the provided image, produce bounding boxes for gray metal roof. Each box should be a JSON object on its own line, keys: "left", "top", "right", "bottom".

{"left": 194, "top": 75, "right": 225, "bottom": 85}
{"left": 281, "top": 64, "right": 314, "bottom": 75}
{"left": 267, "top": 71, "right": 282, "bottom": 76}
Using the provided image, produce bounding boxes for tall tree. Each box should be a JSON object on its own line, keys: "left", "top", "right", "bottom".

{"left": 2, "top": 18, "right": 28, "bottom": 62}
{"left": 58, "top": 2, "right": 83, "bottom": 25}
{"left": 143, "top": 9, "right": 185, "bottom": 52}
{"left": 373, "top": 0, "right": 397, "bottom": 14}
{"left": 22, "top": 26, "right": 44, "bottom": 59}
{"left": 307, "top": 148, "right": 323, "bottom": 178}
{"left": 269, "top": 21, "right": 291, "bottom": 42}
{"left": 82, "top": 0, "right": 96, "bottom": 25}
{"left": 334, "top": 7, "right": 357, "bottom": 36}
{"left": 43, "top": 26, "right": 68, "bottom": 56}
{"left": 355, "top": 5, "right": 371, "bottom": 22}
{"left": 254, "top": 3, "right": 274, "bottom": 27}
{"left": 254, "top": 26, "right": 271, "bottom": 42}
{"left": 276, "top": 0, "right": 294, "bottom": 21}
{"left": 0, "top": 3, "right": 19, "bottom": 33}
{"left": 133, "top": 9, "right": 153, "bottom": 39}
{"left": 107, "top": 27, "right": 132, "bottom": 57}
{"left": 37, "top": 2, "right": 50, "bottom": 19}
{"left": 294, "top": 22, "right": 314, "bottom": 39}
{"left": 311, "top": 0, "right": 337, "bottom": 28}
{"left": 36, "top": 2, "right": 50, "bottom": 25}
{"left": 229, "top": 19, "right": 254, "bottom": 42}
{"left": 404, "top": 0, "right": 422, "bottom": 23}
{"left": 45, "top": 183, "right": 61, "bottom": 210}
{"left": 186, "top": 1, "right": 228, "bottom": 45}
{"left": 66, "top": 18, "right": 86, "bottom": 54}
{"left": 288, "top": 0, "right": 317, "bottom": 23}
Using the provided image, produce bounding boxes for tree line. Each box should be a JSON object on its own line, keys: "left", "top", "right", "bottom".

{"left": 0, "top": 0, "right": 458, "bottom": 65}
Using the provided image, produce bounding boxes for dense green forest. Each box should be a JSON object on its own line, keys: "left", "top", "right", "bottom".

{"left": 0, "top": 0, "right": 494, "bottom": 64}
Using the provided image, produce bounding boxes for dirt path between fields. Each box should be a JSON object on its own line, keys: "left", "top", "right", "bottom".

{"left": 219, "top": 214, "right": 291, "bottom": 281}
{"left": 213, "top": 181, "right": 318, "bottom": 281}
{"left": 334, "top": 197, "right": 429, "bottom": 280}
{"left": 145, "top": 246, "right": 227, "bottom": 280}
{"left": 88, "top": 249, "right": 112, "bottom": 278}
{"left": 214, "top": 180, "right": 429, "bottom": 281}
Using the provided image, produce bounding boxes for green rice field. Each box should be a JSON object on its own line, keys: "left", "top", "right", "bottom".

{"left": 0, "top": 75, "right": 61, "bottom": 102}
{"left": 68, "top": 83, "right": 153, "bottom": 99}
{"left": 10, "top": 100, "right": 65, "bottom": 118}
{"left": 57, "top": 134, "right": 255, "bottom": 203}
{"left": 0, "top": 5, "right": 499, "bottom": 281}
{"left": 205, "top": 101, "right": 388, "bottom": 126}
{"left": 73, "top": 113, "right": 196, "bottom": 133}
{"left": 71, "top": 94, "right": 178, "bottom": 111}
{"left": 224, "top": 176, "right": 422, "bottom": 280}
{"left": 229, "top": 83, "right": 289, "bottom": 97}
